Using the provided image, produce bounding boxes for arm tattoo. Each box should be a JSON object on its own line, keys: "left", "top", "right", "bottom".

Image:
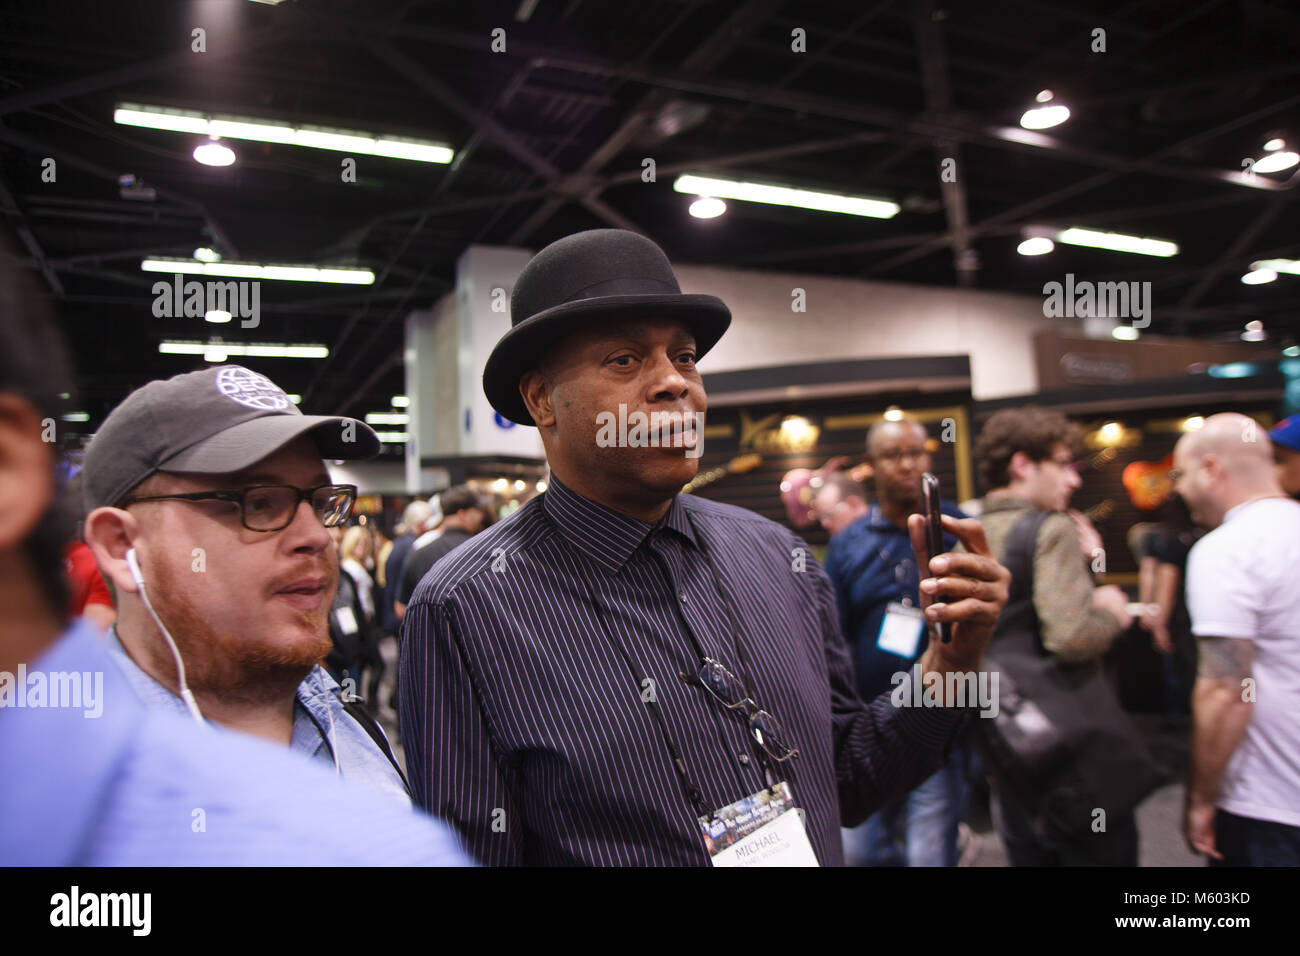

{"left": 1196, "top": 636, "right": 1255, "bottom": 681}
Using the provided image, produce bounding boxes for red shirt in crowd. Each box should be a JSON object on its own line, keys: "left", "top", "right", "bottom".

{"left": 64, "top": 541, "right": 112, "bottom": 616}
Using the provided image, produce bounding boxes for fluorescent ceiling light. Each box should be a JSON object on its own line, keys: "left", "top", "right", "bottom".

{"left": 1251, "top": 259, "right": 1300, "bottom": 275}
{"left": 391, "top": 395, "right": 410, "bottom": 407}
{"left": 1263, "top": 138, "right": 1286, "bottom": 152}
{"left": 1241, "top": 269, "right": 1277, "bottom": 285}
{"left": 159, "top": 341, "right": 329, "bottom": 359}
{"left": 1252, "top": 151, "right": 1299, "bottom": 174}
{"left": 673, "top": 174, "right": 899, "bottom": 219}
{"left": 1017, "top": 237, "right": 1054, "bottom": 256}
{"left": 193, "top": 141, "right": 236, "bottom": 166}
{"left": 62, "top": 412, "right": 90, "bottom": 422}
{"left": 1111, "top": 326, "right": 1140, "bottom": 341}
{"left": 1056, "top": 227, "right": 1178, "bottom": 257}
{"left": 141, "top": 258, "right": 374, "bottom": 284}
{"left": 193, "top": 247, "right": 221, "bottom": 262}
{"left": 373, "top": 431, "right": 408, "bottom": 443}
{"left": 688, "top": 197, "right": 727, "bottom": 219}
{"left": 204, "top": 310, "right": 233, "bottom": 323}
{"left": 364, "top": 413, "right": 410, "bottom": 425}
{"left": 1020, "top": 104, "right": 1070, "bottom": 130}
{"left": 116, "top": 103, "right": 454, "bottom": 164}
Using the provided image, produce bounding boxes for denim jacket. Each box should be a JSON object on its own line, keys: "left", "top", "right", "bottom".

{"left": 106, "top": 628, "right": 409, "bottom": 806}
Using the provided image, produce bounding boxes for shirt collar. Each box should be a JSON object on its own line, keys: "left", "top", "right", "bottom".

{"left": 543, "top": 473, "right": 698, "bottom": 574}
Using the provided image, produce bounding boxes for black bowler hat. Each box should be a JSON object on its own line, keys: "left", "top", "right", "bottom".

{"left": 483, "top": 229, "right": 731, "bottom": 425}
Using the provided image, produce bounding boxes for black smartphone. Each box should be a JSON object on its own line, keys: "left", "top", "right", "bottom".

{"left": 921, "top": 472, "right": 951, "bottom": 643}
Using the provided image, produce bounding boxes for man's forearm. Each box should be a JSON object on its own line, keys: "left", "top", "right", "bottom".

{"left": 1188, "top": 679, "right": 1253, "bottom": 804}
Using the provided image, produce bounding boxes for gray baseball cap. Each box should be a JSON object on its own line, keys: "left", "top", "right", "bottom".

{"left": 83, "top": 365, "right": 380, "bottom": 513}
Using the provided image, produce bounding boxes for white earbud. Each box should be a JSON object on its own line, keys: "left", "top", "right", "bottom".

{"left": 125, "top": 547, "right": 204, "bottom": 725}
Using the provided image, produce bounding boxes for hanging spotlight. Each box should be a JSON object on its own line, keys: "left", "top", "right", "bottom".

{"left": 688, "top": 196, "right": 727, "bottom": 219}
{"left": 1017, "top": 236, "right": 1054, "bottom": 256}
{"left": 193, "top": 139, "right": 236, "bottom": 167}
{"left": 1020, "top": 90, "right": 1070, "bottom": 130}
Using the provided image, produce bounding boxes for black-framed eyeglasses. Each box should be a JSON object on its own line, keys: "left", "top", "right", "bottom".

{"left": 121, "top": 483, "right": 357, "bottom": 532}
{"left": 696, "top": 657, "right": 799, "bottom": 763}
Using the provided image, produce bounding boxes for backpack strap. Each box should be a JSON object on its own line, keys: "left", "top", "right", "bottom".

{"left": 993, "top": 509, "right": 1052, "bottom": 654}
{"left": 341, "top": 697, "right": 410, "bottom": 794}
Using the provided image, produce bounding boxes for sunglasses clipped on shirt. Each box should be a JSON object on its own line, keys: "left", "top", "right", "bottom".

{"left": 121, "top": 483, "right": 358, "bottom": 532}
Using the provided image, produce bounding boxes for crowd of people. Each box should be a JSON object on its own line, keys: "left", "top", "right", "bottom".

{"left": 3, "top": 228, "right": 1297, "bottom": 867}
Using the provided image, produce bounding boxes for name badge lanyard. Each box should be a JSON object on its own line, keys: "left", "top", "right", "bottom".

{"left": 580, "top": 513, "right": 793, "bottom": 818}
{"left": 682, "top": 507, "right": 792, "bottom": 792}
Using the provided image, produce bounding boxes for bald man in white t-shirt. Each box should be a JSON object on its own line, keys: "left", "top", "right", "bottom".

{"left": 1173, "top": 413, "right": 1300, "bottom": 865}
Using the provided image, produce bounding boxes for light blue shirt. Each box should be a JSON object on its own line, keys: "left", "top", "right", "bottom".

{"left": 106, "top": 627, "right": 409, "bottom": 805}
{"left": 0, "top": 621, "right": 471, "bottom": 866}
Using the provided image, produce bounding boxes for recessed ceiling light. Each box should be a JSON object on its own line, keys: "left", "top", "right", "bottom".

{"left": 391, "top": 395, "right": 410, "bottom": 407}
{"left": 193, "top": 141, "right": 236, "bottom": 167}
{"left": 1017, "top": 237, "right": 1054, "bottom": 256}
{"left": 1241, "top": 269, "right": 1277, "bottom": 285}
{"left": 1241, "top": 327, "right": 1267, "bottom": 342}
{"left": 204, "top": 310, "right": 233, "bottom": 323}
{"left": 193, "top": 247, "right": 222, "bottom": 262}
{"left": 688, "top": 197, "right": 727, "bottom": 219}
{"left": 1035, "top": 89, "right": 1054, "bottom": 103}
{"left": 1283, "top": 346, "right": 1300, "bottom": 357}
{"left": 364, "top": 412, "right": 410, "bottom": 425}
{"left": 1251, "top": 258, "right": 1300, "bottom": 275}
{"left": 674, "top": 174, "right": 899, "bottom": 218}
{"left": 1111, "top": 326, "right": 1140, "bottom": 341}
{"left": 286, "top": 394, "right": 302, "bottom": 404}
{"left": 1263, "top": 138, "right": 1285, "bottom": 152}
{"left": 62, "top": 412, "right": 90, "bottom": 423}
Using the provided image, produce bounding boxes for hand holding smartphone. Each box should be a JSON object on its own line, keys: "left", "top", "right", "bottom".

{"left": 921, "top": 472, "right": 952, "bottom": 644}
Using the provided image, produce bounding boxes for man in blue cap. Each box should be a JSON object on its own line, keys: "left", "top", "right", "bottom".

{"left": 1269, "top": 414, "right": 1300, "bottom": 500}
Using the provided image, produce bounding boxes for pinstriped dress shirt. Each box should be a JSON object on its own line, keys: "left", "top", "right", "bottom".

{"left": 398, "top": 475, "right": 969, "bottom": 866}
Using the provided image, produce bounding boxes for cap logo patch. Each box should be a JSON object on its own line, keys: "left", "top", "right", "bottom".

{"left": 215, "top": 366, "right": 290, "bottom": 411}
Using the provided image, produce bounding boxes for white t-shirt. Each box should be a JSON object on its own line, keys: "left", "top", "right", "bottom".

{"left": 1186, "top": 496, "right": 1300, "bottom": 827}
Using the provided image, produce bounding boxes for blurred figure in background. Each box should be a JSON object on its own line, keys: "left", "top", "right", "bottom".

{"left": 825, "top": 419, "right": 971, "bottom": 867}
{"left": 1173, "top": 413, "right": 1300, "bottom": 866}
{"left": 381, "top": 499, "right": 431, "bottom": 634}
{"left": 1269, "top": 415, "right": 1300, "bottom": 500}
{"left": 974, "top": 406, "right": 1137, "bottom": 866}
{"left": 395, "top": 486, "right": 490, "bottom": 621}
{"left": 340, "top": 525, "right": 376, "bottom": 621}
{"left": 62, "top": 472, "right": 115, "bottom": 632}
{"left": 811, "top": 471, "right": 869, "bottom": 537}
{"left": 1129, "top": 497, "right": 1201, "bottom": 724}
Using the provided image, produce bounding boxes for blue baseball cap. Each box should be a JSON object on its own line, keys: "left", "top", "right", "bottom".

{"left": 1269, "top": 415, "right": 1300, "bottom": 453}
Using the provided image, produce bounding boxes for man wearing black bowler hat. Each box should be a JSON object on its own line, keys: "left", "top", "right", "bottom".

{"left": 398, "top": 228, "right": 1010, "bottom": 866}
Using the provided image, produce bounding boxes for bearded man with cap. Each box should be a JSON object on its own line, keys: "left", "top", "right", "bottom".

{"left": 82, "top": 365, "right": 409, "bottom": 803}
{"left": 399, "top": 229, "right": 1010, "bottom": 866}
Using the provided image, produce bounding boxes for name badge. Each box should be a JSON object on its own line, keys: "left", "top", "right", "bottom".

{"left": 699, "top": 780, "right": 819, "bottom": 867}
{"left": 876, "top": 601, "right": 925, "bottom": 659}
{"left": 333, "top": 606, "right": 359, "bottom": 636}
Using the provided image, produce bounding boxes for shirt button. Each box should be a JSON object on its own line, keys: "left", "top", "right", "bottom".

{"left": 679, "top": 592, "right": 688, "bottom": 604}
{"left": 738, "top": 754, "right": 750, "bottom": 765}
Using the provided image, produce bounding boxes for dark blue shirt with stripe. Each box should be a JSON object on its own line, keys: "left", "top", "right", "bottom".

{"left": 398, "top": 475, "right": 970, "bottom": 866}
